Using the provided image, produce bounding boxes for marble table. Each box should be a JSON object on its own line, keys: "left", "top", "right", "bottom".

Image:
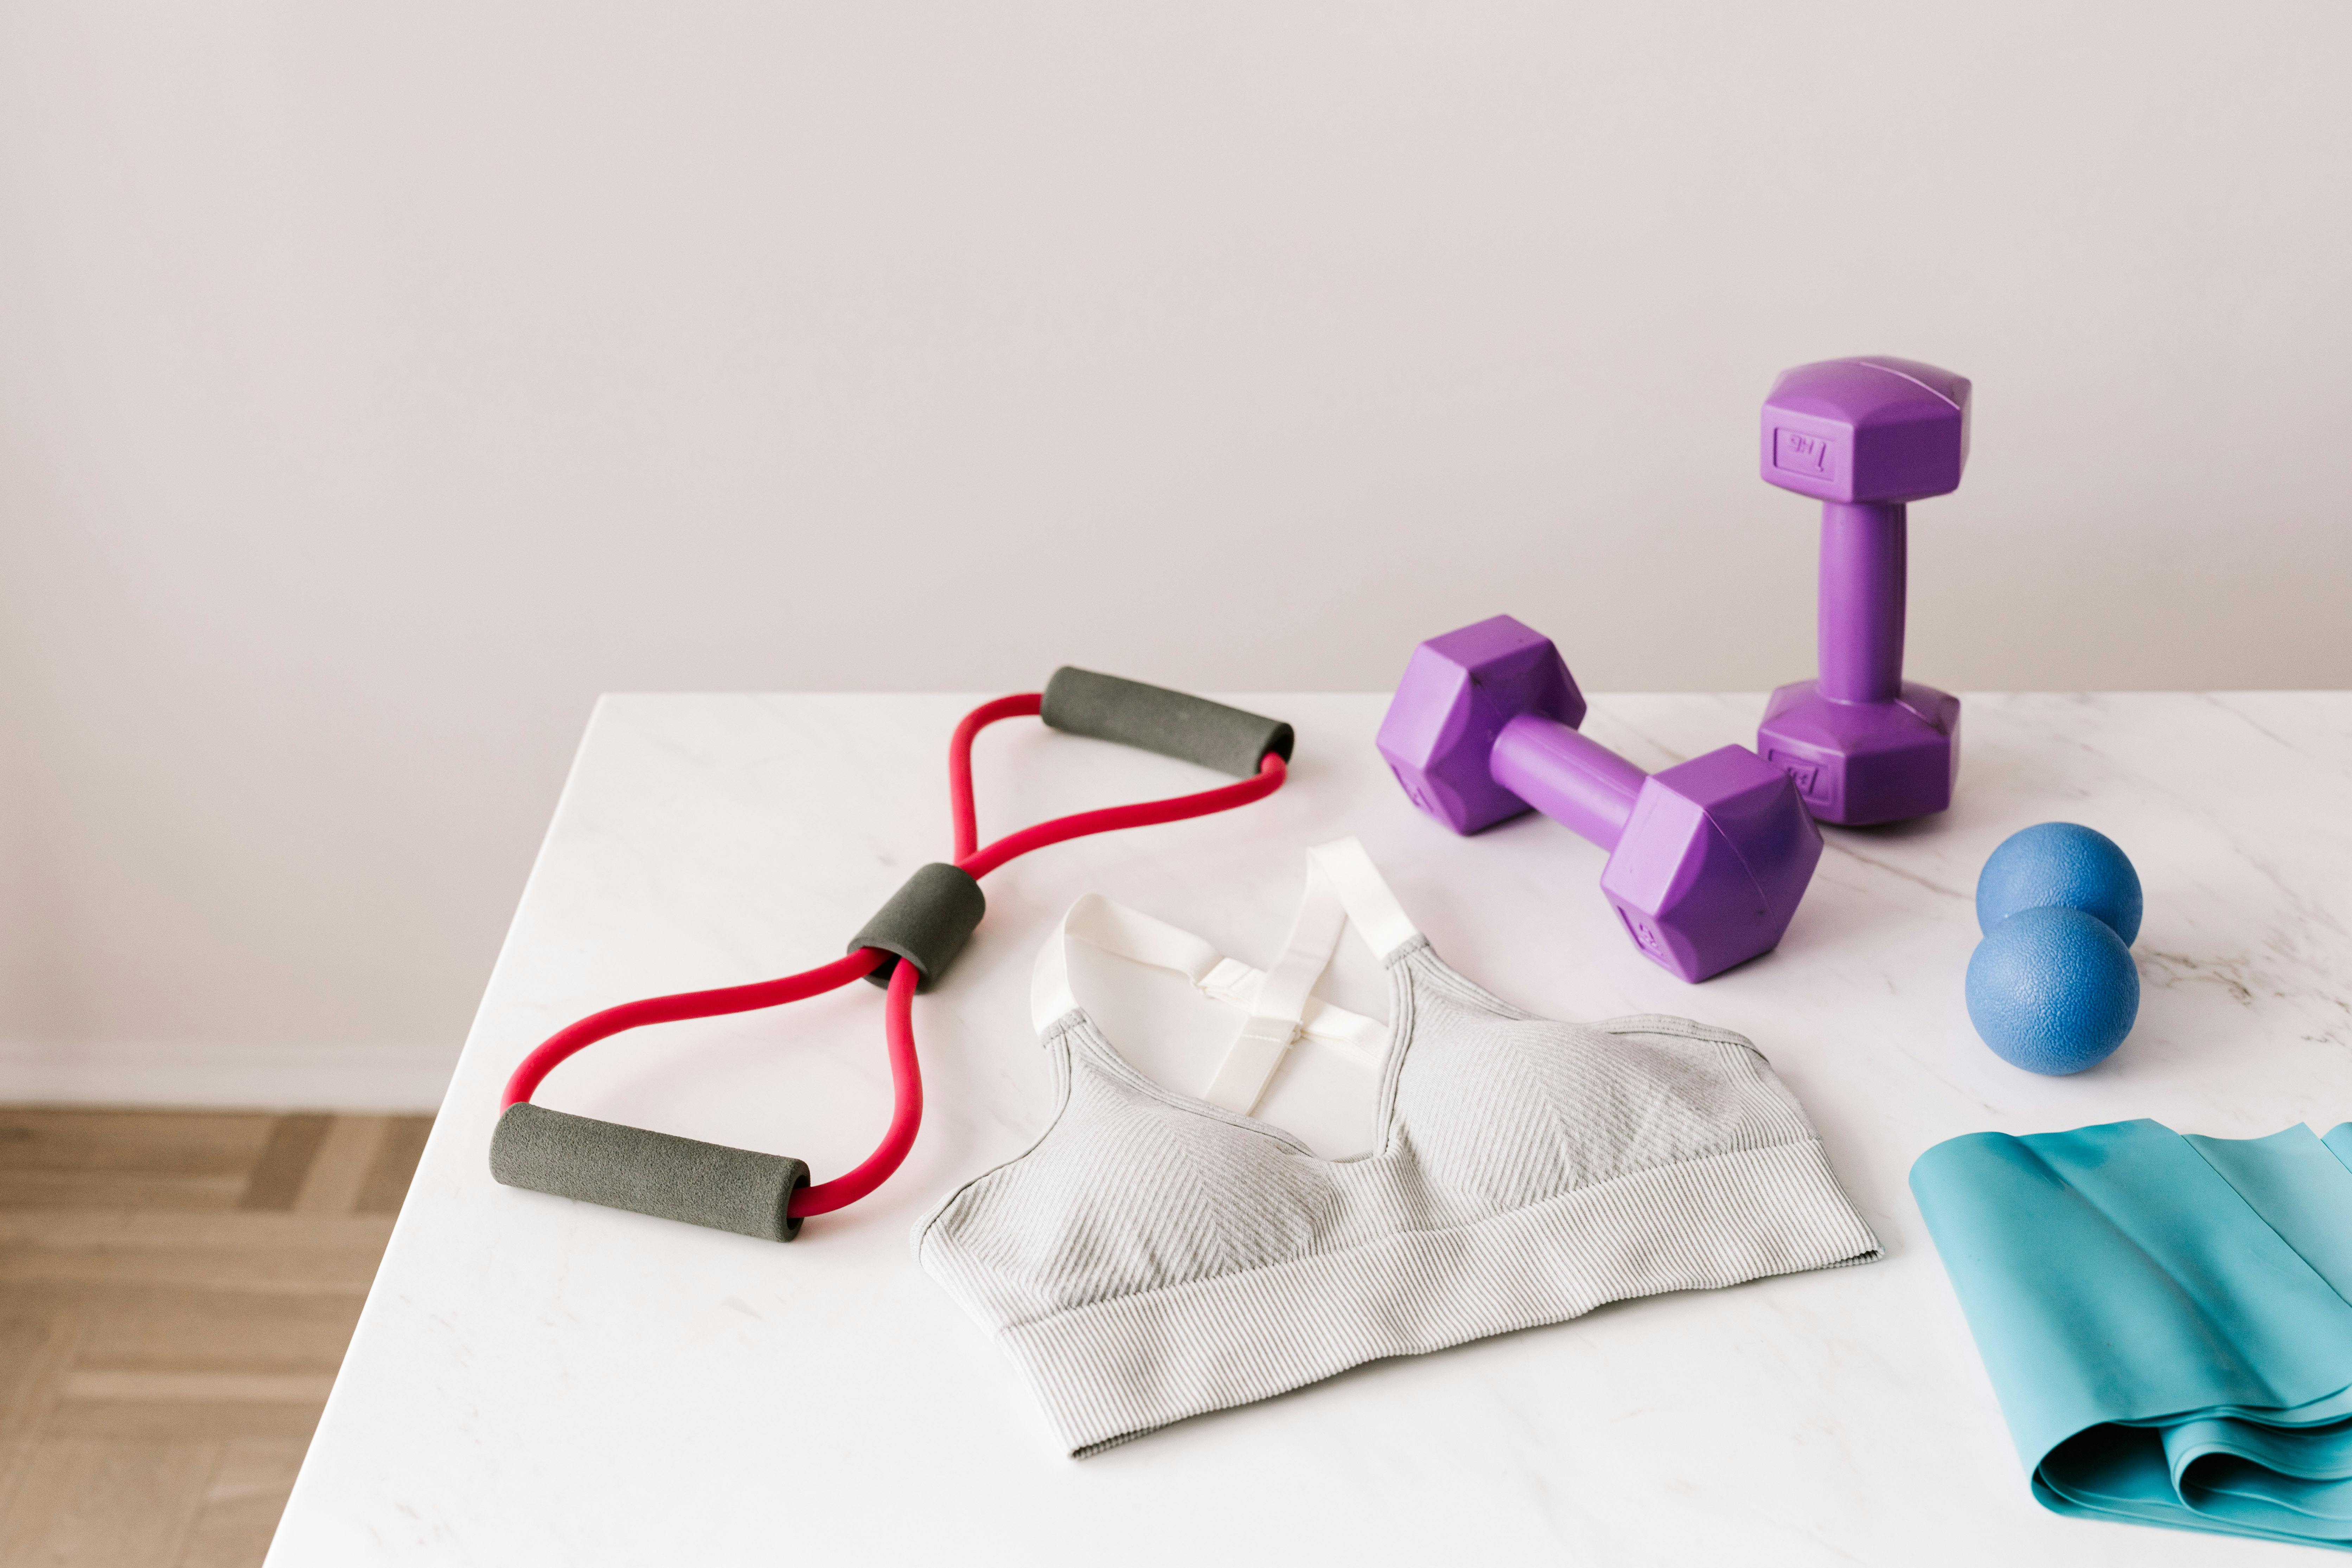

{"left": 267, "top": 693, "right": 2352, "bottom": 1566}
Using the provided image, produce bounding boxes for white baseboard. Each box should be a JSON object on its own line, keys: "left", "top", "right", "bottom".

{"left": 0, "top": 1039, "right": 461, "bottom": 1113}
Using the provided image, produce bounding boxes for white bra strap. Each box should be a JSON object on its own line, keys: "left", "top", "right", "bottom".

{"left": 1200, "top": 871, "right": 1348, "bottom": 1114}
{"left": 1030, "top": 838, "right": 1419, "bottom": 1115}
{"left": 1029, "top": 894, "right": 1387, "bottom": 1061}
{"left": 1306, "top": 837, "right": 1420, "bottom": 959}
{"left": 1200, "top": 838, "right": 1419, "bottom": 1115}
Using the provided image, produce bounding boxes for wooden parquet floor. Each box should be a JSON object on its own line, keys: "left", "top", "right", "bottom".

{"left": 0, "top": 1108, "right": 429, "bottom": 1567}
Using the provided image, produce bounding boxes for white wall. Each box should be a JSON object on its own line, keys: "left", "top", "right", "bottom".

{"left": 1, "top": 1, "right": 2347, "bottom": 1086}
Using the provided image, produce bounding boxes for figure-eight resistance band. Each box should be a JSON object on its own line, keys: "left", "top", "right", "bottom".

{"left": 489, "top": 670, "right": 1294, "bottom": 1241}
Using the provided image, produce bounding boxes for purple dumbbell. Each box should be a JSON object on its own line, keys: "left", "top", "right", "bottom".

{"left": 1378, "top": 616, "right": 1823, "bottom": 982}
{"left": 1756, "top": 357, "right": 1971, "bottom": 826}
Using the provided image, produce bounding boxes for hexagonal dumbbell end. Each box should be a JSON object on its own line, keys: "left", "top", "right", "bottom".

{"left": 1375, "top": 615, "right": 1586, "bottom": 834}
{"left": 1759, "top": 356, "right": 1969, "bottom": 507}
{"left": 1604, "top": 747, "right": 1823, "bottom": 982}
{"left": 1756, "top": 680, "right": 1962, "bottom": 827}
{"left": 1757, "top": 356, "right": 1970, "bottom": 826}
{"left": 1379, "top": 616, "right": 1822, "bottom": 981}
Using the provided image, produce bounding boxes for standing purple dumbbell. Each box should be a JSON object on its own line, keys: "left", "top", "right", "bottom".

{"left": 1378, "top": 615, "right": 1822, "bottom": 982}
{"left": 1756, "top": 357, "right": 1970, "bottom": 826}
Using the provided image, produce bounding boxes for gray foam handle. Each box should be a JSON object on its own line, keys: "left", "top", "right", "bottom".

{"left": 490, "top": 1102, "right": 808, "bottom": 1241}
{"left": 848, "top": 862, "right": 986, "bottom": 990}
{"left": 1041, "top": 668, "right": 1295, "bottom": 779}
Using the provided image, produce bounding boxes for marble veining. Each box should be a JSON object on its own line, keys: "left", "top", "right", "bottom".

{"left": 268, "top": 693, "right": 2352, "bottom": 1567}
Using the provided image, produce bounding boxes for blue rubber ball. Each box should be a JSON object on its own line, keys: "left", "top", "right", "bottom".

{"left": 1966, "top": 907, "right": 2139, "bottom": 1074}
{"left": 1976, "top": 822, "right": 2142, "bottom": 944}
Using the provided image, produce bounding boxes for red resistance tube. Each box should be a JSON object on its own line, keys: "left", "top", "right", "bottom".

{"left": 500, "top": 693, "right": 1287, "bottom": 1222}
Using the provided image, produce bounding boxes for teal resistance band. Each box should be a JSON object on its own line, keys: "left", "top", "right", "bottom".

{"left": 1914, "top": 1119, "right": 2352, "bottom": 1549}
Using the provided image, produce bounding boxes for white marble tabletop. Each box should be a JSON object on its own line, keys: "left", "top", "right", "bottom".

{"left": 268, "top": 692, "right": 2352, "bottom": 1566}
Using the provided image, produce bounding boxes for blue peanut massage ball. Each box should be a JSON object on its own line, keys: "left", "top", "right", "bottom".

{"left": 1966, "top": 907, "right": 2139, "bottom": 1074}
{"left": 1975, "top": 821, "right": 2143, "bottom": 944}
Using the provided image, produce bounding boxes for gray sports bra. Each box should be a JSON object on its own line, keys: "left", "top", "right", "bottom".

{"left": 917, "top": 840, "right": 1879, "bottom": 1456}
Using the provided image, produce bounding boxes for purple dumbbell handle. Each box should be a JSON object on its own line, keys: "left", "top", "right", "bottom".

{"left": 1819, "top": 500, "right": 1907, "bottom": 704}
{"left": 1489, "top": 714, "right": 1645, "bottom": 852}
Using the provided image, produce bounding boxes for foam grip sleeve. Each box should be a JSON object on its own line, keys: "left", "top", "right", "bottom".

{"left": 490, "top": 1102, "right": 809, "bottom": 1241}
{"left": 1041, "top": 668, "right": 1295, "bottom": 778}
{"left": 848, "top": 862, "right": 986, "bottom": 990}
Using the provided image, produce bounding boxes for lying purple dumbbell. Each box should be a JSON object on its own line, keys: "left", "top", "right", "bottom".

{"left": 1756, "top": 357, "right": 1970, "bottom": 825}
{"left": 1378, "top": 615, "right": 1822, "bottom": 982}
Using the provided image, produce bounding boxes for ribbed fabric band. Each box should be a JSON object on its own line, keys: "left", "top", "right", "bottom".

{"left": 990, "top": 1137, "right": 1875, "bottom": 1455}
